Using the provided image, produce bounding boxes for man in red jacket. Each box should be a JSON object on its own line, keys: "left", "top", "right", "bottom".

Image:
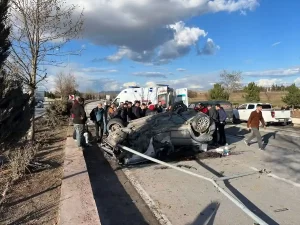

{"left": 195, "top": 103, "right": 209, "bottom": 115}
{"left": 244, "top": 104, "right": 266, "bottom": 150}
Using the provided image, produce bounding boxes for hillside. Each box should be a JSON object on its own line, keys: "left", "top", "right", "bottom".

{"left": 190, "top": 91, "right": 288, "bottom": 107}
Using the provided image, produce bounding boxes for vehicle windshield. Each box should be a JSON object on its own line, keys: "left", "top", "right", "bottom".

{"left": 262, "top": 104, "right": 272, "bottom": 109}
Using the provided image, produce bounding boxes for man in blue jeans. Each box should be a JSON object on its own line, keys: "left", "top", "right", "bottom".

{"left": 71, "top": 97, "right": 88, "bottom": 148}
{"left": 90, "top": 102, "right": 106, "bottom": 142}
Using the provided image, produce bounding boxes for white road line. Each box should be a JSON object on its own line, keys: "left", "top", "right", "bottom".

{"left": 249, "top": 167, "right": 300, "bottom": 188}
{"left": 123, "top": 168, "right": 173, "bottom": 225}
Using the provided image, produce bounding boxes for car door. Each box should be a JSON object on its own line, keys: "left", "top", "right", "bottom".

{"left": 237, "top": 104, "right": 247, "bottom": 120}
{"left": 245, "top": 104, "right": 255, "bottom": 121}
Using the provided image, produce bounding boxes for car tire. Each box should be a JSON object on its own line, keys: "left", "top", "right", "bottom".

{"left": 232, "top": 115, "right": 240, "bottom": 124}
{"left": 107, "top": 118, "right": 125, "bottom": 132}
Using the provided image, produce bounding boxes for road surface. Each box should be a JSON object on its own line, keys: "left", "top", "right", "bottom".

{"left": 84, "top": 102, "right": 300, "bottom": 224}
{"left": 123, "top": 127, "right": 300, "bottom": 225}
{"left": 35, "top": 108, "right": 45, "bottom": 118}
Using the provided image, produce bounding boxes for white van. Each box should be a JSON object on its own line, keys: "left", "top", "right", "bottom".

{"left": 112, "top": 85, "right": 188, "bottom": 108}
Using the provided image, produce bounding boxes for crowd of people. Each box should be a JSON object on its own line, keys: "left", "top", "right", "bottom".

{"left": 89, "top": 100, "right": 166, "bottom": 143}
{"left": 71, "top": 98, "right": 230, "bottom": 149}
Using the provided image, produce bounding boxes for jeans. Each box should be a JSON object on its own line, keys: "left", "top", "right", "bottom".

{"left": 74, "top": 124, "right": 84, "bottom": 147}
{"left": 247, "top": 128, "right": 263, "bottom": 148}
{"left": 95, "top": 121, "right": 103, "bottom": 140}
{"left": 218, "top": 122, "right": 227, "bottom": 145}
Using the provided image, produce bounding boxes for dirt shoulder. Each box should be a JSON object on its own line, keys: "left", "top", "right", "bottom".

{"left": 0, "top": 118, "right": 68, "bottom": 225}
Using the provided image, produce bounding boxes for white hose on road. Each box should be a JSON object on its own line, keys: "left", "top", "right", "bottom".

{"left": 118, "top": 144, "right": 268, "bottom": 225}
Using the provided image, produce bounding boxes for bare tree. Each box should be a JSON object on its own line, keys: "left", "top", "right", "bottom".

{"left": 220, "top": 70, "right": 243, "bottom": 96}
{"left": 55, "top": 72, "right": 78, "bottom": 99}
{"left": 7, "top": 0, "right": 84, "bottom": 140}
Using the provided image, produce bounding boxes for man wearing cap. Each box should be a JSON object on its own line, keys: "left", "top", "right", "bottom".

{"left": 244, "top": 104, "right": 266, "bottom": 150}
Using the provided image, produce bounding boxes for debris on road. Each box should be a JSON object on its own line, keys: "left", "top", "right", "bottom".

{"left": 274, "top": 208, "right": 289, "bottom": 213}
{"left": 176, "top": 164, "right": 197, "bottom": 170}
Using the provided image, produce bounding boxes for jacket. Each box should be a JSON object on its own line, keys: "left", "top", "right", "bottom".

{"left": 127, "top": 107, "right": 136, "bottom": 121}
{"left": 71, "top": 102, "right": 86, "bottom": 124}
{"left": 209, "top": 107, "right": 219, "bottom": 123}
{"left": 132, "top": 106, "right": 142, "bottom": 119}
{"left": 247, "top": 111, "right": 265, "bottom": 128}
{"left": 90, "top": 107, "right": 105, "bottom": 123}
{"left": 218, "top": 108, "right": 227, "bottom": 123}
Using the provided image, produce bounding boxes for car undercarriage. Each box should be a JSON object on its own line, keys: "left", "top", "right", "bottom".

{"left": 101, "top": 102, "right": 216, "bottom": 165}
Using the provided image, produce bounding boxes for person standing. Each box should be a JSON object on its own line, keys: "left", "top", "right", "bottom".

{"left": 90, "top": 103, "right": 105, "bottom": 142}
{"left": 157, "top": 101, "right": 163, "bottom": 113}
{"left": 244, "top": 104, "right": 266, "bottom": 150}
{"left": 215, "top": 104, "right": 227, "bottom": 146}
{"left": 71, "top": 97, "right": 87, "bottom": 148}
{"left": 207, "top": 104, "right": 219, "bottom": 146}
{"left": 132, "top": 101, "right": 142, "bottom": 119}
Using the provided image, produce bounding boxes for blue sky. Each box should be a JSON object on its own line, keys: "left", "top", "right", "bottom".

{"left": 44, "top": 0, "right": 300, "bottom": 92}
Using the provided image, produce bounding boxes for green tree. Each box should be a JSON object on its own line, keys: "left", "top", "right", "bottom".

{"left": 243, "top": 82, "right": 260, "bottom": 102}
{"left": 209, "top": 83, "right": 229, "bottom": 100}
{"left": 282, "top": 83, "right": 300, "bottom": 108}
{"left": 0, "top": 0, "right": 30, "bottom": 149}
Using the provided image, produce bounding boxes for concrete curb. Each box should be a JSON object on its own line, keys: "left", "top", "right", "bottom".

{"left": 58, "top": 138, "right": 101, "bottom": 225}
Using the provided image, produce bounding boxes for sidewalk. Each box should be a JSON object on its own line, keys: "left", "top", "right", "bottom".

{"left": 59, "top": 137, "right": 101, "bottom": 225}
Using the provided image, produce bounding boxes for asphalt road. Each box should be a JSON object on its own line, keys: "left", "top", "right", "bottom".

{"left": 35, "top": 108, "right": 45, "bottom": 118}
{"left": 84, "top": 102, "right": 300, "bottom": 225}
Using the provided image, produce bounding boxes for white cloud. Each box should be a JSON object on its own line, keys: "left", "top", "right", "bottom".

{"left": 272, "top": 42, "right": 281, "bottom": 47}
{"left": 177, "top": 68, "right": 186, "bottom": 72}
{"left": 123, "top": 82, "right": 139, "bottom": 87}
{"left": 41, "top": 64, "right": 123, "bottom": 92}
{"left": 197, "top": 38, "right": 220, "bottom": 55}
{"left": 132, "top": 71, "right": 171, "bottom": 78}
{"left": 70, "top": 0, "right": 259, "bottom": 63}
{"left": 294, "top": 77, "right": 300, "bottom": 86}
{"left": 145, "top": 81, "right": 157, "bottom": 87}
{"left": 244, "top": 67, "right": 300, "bottom": 77}
{"left": 256, "top": 79, "right": 282, "bottom": 87}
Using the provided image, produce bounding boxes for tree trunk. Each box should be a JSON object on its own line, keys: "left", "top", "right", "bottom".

{"left": 27, "top": 86, "right": 36, "bottom": 142}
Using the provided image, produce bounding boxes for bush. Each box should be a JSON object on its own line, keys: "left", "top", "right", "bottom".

{"left": 45, "top": 100, "right": 71, "bottom": 127}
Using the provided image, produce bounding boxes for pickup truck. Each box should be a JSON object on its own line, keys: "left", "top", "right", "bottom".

{"left": 233, "top": 103, "right": 292, "bottom": 125}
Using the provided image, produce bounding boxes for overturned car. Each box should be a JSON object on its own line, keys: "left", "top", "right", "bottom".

{"left": 101, "top": 102, "right": 216, "bottom": 165}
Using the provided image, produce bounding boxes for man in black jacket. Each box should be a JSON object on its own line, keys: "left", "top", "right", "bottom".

{"left": 132, "top": 101, "right": 142, "bottom": 119}
{"left": 207, "top": 104, "right": 219, "bottom": 146}
{"left": 71, "top": 97, "right": 87, "bottom": 147}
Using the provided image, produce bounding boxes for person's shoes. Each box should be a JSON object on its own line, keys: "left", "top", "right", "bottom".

{"left": 259, "top": 147, "right": 265, "bottom": 151}
{"left": 244, "top": 140, "right": 249, "bottom": 146}
{"left": 96, "top": 139, "right": 101, "bottom": 143}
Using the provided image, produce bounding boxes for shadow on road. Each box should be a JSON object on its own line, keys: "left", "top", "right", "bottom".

{"left": 187, "top": 202, "right": 220, "bottom": 225}
{"left": 195, "top": 159, "right": 279, "bottom": 225}
{"left": 83, "top": 143, "right": 159, "bottom": 225}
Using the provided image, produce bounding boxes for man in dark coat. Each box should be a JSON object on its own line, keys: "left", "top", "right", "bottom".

{"left": 207, "top": 104, "right": 219, "bottom": 146}
{"left": 216, "top": 104, "right": 227, "bottom": 146}
{"left": 71, "top": 97, "right": 87, "bottom": 147}
{"left": 132, "top": 101, "right": 142, "bottom": 119}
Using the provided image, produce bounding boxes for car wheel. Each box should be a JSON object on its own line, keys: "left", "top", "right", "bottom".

{"left": 232, "top": 115, "right": 240, "bottom": 124}
{"left": 107, "top": 118, "right": 125, "bottom": 132}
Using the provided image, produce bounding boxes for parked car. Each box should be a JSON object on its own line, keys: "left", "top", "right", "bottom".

{"left": 35, "top": 101, "right": 44, "bottom": 108}
{"left": 233, "top": 103, "right": 292, "bottom": 125}
{"left": 188, "top": 101, "right": 234, "bottom": 123}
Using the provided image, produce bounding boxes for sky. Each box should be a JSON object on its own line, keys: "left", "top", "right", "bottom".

{"left": 42, "top": 0, "right": 300, "bottom": 92}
